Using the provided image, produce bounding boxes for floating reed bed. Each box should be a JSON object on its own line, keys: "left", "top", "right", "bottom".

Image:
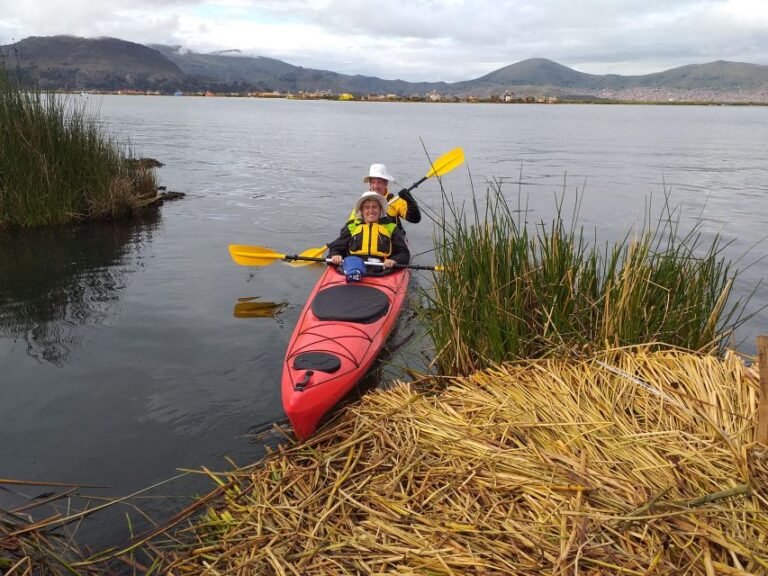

{"left": 0, "top": 480, "right": 98, "bottom": 576}
{"left": 0, "top": 472, "right": 213, "bottom": 575}
{"left": 0, "top": 522, "right": 94, "bottom": 576}
{"left": 0, "top": 69, "right": 158, "bottom": 227}
{"left": 158, "top": 348, "right": 767, "bottom": 575}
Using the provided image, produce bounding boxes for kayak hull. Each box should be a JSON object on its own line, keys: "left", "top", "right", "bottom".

{"left": 281, "top": 266, "right": 410, "bottom": 440}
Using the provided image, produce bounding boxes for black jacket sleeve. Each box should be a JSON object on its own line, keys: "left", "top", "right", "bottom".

{"left": 398, "top": 188, "right": 421, "bottom": 224}
{"left": 327, "top": 226, "right": 352, "bottom": 258}
{"left": 389, "top": 228, "right": 410, "bottom": 265}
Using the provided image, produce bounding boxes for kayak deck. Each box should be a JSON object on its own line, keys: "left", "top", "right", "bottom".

{"left": 281, "top": 266, "right": 410, "bottom": 440}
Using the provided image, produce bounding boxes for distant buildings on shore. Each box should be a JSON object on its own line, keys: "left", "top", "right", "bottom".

{"left": 71, "top": 88, "right": 765, "bottom": 105}
{"left": 101, "top": 88, "right": 559, "bottom": 103}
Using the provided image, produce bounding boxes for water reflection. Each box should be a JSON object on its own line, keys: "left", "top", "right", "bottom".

{"left": 0, "top": 213, "right": 160, "bottom": 365}
{"left": 232, "top": 296, "right": 288, "bottom": 319}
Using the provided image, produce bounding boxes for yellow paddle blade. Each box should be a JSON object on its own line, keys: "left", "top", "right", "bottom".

{"left": 228, "top": 244, "right": 286, "bottom": 266}
{"left": 287, "top": 245, "right": 328, "bottom": 267}
{"left": 425, "top": 147, "right": 465, "bottom": 178}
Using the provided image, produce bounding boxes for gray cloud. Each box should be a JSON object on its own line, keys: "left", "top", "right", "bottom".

{"left": 1, "top": 0, "right": 766, "bottom": 82}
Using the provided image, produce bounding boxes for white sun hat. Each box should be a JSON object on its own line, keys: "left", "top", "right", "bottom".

{"left": 363, "top": 163, "right": 396, "bottom": 183}
{"left": 354, "top": 191, "right": 388, "bottom": 218}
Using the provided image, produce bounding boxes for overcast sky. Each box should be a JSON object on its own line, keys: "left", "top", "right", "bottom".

{"left": 1, "top": 0, "right": 767, "bottom": 82}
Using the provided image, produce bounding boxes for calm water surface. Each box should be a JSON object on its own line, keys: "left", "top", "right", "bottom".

{"left": 1, "top": 97, "right": 767, "bottom": 546}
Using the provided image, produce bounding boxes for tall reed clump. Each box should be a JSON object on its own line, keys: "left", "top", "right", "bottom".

{"left": 423, "top": 181, "right": 753, "bottom": 375}
{"left": 0, "top": 69, "right": 158, "bottom": 227}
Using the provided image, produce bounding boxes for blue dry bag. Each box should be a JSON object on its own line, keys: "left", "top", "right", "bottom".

{"left": 342, "top": 256, "right": 365, "bottom": 282}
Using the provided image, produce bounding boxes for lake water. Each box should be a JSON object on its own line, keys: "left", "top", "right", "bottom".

{"left": 1, "top": 96, "right": 767, "bottom": 548}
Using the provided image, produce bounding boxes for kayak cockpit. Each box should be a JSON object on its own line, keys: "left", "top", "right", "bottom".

{"left": 311, "top": 285, "right": 389, "bottom": 323}
{"left": 292, "top": 352, "right": 342, "bottom": 391}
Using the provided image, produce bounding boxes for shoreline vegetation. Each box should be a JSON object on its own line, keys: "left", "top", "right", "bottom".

{"left": 2, "top": 89, "right": 767, "bottom": 573}
{"left": 0, "top": 70, "right": 163, "bottom": 229}
{"left": 425, "top": 183, "right": 756, "bottom": 375}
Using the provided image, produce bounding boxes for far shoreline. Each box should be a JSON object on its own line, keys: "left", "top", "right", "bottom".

{"left": 69, "top": 89, "right": 768, "bottom": 107}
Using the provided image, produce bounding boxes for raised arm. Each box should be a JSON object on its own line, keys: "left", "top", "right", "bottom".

{"left": 397, "top": 188, "right": 421, "bottom": 223}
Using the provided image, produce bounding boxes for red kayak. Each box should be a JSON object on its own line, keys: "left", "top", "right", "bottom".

{"left": 281, "top": 265, "right": 410, "bottom": 440}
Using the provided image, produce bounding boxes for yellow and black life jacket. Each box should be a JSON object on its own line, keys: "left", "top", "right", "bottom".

{"left": 346, "top": 221, "right": 394, "bottom": 258}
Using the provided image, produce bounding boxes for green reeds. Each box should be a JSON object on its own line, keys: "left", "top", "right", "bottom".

{"left": 424, "top": 181, "right": 752, "bottom": 375}
{"left": 0, "top": 69, "right": 158, "bottom": 227}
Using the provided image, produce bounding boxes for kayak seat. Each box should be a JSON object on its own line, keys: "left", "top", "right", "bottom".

{"left": 293, "top": 352, "right": 341, "bottom": 373}
{"left": 311, "top": 285, "right": 389, "bottom": 323}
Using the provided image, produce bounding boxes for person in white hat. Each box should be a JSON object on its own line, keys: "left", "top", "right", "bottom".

{"left": 358, "top": 163, "right": 421, "bottom": 231}
{"left": 329, "top": 191, "right": 410, "bottom": 270}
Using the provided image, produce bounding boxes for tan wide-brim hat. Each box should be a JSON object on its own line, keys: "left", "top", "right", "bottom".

{"left": 363, "top": 163, "right": 395, "bottom": 183}
{"left": 354, "top": 191, "right": 388, "bottom": 218}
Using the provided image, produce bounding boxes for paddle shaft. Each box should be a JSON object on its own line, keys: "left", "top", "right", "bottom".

{"left": 387, "top": 147, "right": 463, "bottom": 205}
{"left": 387, "top": 176, "right": 426, "bottom": 206}
{"left": 404, "top": 176, "right": 427, "bottom": 193}
{"left": 229, "top": 244, "right": 441, "bottom": 270}
{"left": 284, "top": 254, "right": 439, "bottom": 271}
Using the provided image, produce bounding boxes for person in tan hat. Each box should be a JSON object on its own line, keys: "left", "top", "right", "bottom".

{"left": 329, "top": 191, "right": 410, "bottom": 270}
{"left": 359, "top": 163, "right": 421, "bottom": 231}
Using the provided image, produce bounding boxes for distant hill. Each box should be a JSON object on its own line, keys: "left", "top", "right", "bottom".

{"left": 0, "top": 36, "right": 185, "bottom": 91}
{"left": 3, "top": 35, "right": 768, "bottom": 102}
{"left": 150, "top": 44, "right": 447, "bottom": 95}
{"left": 624, "top": 60, "right": 768, "bottom": 90}
{"left": 474, "top": 58, "right": 597, "bottom": 87}
{"left": 448, "top": 58, "right": 768, "bottom": 99}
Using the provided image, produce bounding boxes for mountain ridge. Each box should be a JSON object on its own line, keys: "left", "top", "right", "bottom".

{"left": 3, "top": 35, "right": 768, "bottom": 102}
{"left": 1, "top": 35, "right": 186, "bottom": 91}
